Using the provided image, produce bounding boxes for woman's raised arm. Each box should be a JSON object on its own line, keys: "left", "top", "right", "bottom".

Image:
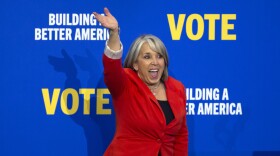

{"left": 93, "top": 7, "right": 121, "bottom": 51}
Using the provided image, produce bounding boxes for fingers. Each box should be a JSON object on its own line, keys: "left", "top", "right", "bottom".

{"left": 93, "top": 7, "right": 111, "bottom": 20}
{"left": 92, "top": 7, "right": 116, "bottom": 29}
{"left": 92, "top": 11, "right": 98, "bottom": 16}
{"left": 104, "top": 7, "right": 111, "bottom": 16}
{"left": 93, "top": 7, "right": 111, "bottom": 18}
{"left": 93, "top": 12, "right": 103, "bottom": 23}
{"left": 92, "top": 12, "right": 99, "bottom": 19}
{"left": 61, "top": 49, "right": 69, "bottom": 58}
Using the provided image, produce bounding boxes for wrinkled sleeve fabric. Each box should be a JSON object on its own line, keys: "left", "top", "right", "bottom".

{"left": 102, "top": 40, "right": 127, "bottom": 98}
{"left": 174, "top": 83, "right": 188, "bottom": 156}
{"left": 104, "top": 40, "right": 123, "bottom": 60}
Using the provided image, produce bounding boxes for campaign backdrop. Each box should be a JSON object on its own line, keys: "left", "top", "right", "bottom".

{"left": 1, "top": 0, "right": 280, "bottom": 155}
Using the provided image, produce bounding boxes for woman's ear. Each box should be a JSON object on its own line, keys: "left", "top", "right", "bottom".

{"left": 133, "top": 63, "right": 138, "bottom": 71}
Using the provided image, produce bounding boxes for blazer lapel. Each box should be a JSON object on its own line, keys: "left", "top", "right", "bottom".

{"left": 126, "top": 69, "right": 179, "bottom": 127}
{"left": 125, "top": 68, "right": 159, "bottom": 104}
{"left": 165, "top": 78, "right": 181, "bottom": 126}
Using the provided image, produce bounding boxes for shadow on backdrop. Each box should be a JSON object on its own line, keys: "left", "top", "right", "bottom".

{"left": 48, "top": 49, "right": 193, "bottom": 156}
{"left": 48, "top": 49, "right": 115, "bottom": 156}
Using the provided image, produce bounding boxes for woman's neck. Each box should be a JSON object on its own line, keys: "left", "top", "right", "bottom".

{"left": 146, "top": 81, "right": 162, "bottom": 96}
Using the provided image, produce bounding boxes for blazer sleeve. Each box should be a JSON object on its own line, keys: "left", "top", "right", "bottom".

{"left": 102, "top": 41, "right": 127, "bottom": 98}
{"left": 174, "top": 83, "right": 188, "bottom": 156}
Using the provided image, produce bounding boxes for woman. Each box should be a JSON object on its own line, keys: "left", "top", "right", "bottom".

{"left": 93, "top": 7, "right": 188, "bottom": 156}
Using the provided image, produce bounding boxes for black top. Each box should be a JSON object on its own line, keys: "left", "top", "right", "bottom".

{"left": 157, "top": 100, "right": 175, "bottom": 125}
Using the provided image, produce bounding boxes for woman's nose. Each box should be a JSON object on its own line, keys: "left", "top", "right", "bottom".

{"left": 151, "top": 57, "right": 159, "bottom": 65}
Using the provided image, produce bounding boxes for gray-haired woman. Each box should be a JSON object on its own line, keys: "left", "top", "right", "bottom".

{"left": 93, "top": 7, "right": 188, "bottom": 156}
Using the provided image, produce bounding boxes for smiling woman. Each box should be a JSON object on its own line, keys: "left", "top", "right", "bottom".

{"left": 124, "top": 35, "right": 169, "bottom": 97}
{"left": 93, "top": 7, "right": 188, "bottom": 156}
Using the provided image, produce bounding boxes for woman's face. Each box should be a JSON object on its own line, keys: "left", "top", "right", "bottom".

{"left": 133, "top": 42, "right": 165, "bottom": 85}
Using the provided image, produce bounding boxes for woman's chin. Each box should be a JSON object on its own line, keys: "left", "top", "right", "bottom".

{"left": 147, "top": 78, "right": 161, "bottom": 85}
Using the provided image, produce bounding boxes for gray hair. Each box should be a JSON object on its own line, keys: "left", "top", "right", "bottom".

{"left": 124, "top": 34, "right": 169, "bottom": 81}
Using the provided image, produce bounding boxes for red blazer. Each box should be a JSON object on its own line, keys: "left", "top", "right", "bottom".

{"left": 103, "top": 54, "right": 188, "bottom": 156}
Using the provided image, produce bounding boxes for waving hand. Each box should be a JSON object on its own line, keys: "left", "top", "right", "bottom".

{"left": 93, "top": 7, "right": 118, "bottom": 31}
{"left": 93, "top": 7, "right": 121, "bottom": 51}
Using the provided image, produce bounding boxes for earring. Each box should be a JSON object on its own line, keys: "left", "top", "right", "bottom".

{"left": 133, "top": 65, "right": 138, "bottom": 71}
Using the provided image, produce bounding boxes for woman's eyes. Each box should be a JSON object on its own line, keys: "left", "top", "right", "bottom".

{"left": 157, "top": 54, "right": 163, "bottom": 58}
{"left": 143, "top": 54, "right": 163, "bottom": 59}
{"left": 144, "top": 55, "right": 150, "bottom": 59}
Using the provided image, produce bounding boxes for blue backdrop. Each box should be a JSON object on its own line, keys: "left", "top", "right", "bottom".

{"left": 1, "top": 0, "right": 280, "bottom": 155}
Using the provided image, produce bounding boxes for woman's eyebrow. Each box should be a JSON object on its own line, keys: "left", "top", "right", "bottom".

{"left": 143, "top": 52, "right": 151, "bottom": 54}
